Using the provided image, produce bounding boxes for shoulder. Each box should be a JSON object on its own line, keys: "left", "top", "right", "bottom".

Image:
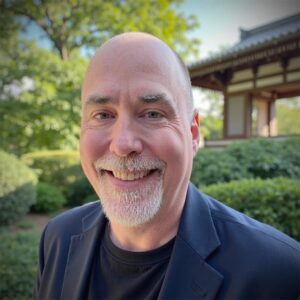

{"left": 187, "top": 184, "right": 300, "bottom": 296}
{"left": 186, "top": 183, "right": 300, "bottom": 266}
{"left": 203, "top": 191, "right": 300, "bottom": 253}
{"left": 43, "top": 201, "right": 104, "bottom": 242}
{"left": 197, "top": 189, "right": 300, "bottom": 279}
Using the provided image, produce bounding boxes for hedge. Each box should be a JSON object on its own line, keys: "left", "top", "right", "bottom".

{"left": 0, "top": 230, "right": 40, "bottom": 300}
{"left": 31, "top": 182, "right": 66, "bottom": 213}
{"left": 22, "top": 150, "right": 83, "bottom": 195}
{"left": 191, "top": 137, "right": 300, "bottom": 187}
{"left": 201, "top": 177, "right": 300, "bottom": 240}
{"left": 0, "top": 150, "right": 37, "bottom": 226}
{"left": 191, "top": 149, "right": 249, "bottom": 187}
{"left": 67, "top": 176, "right": 97, "bottom": 207}
{"left": 226, "top": 137, "right": 300, "bottom": 179}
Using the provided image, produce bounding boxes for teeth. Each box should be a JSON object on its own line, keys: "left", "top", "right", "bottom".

{"left": 113, "top": 170, "right": 149, "bottom": 181}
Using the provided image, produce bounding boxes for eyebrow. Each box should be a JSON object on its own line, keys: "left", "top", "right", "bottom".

{"left": 138, "top": 93, "right": 167, "bottom": 102}
{"left": 85, "top": 94, "right": 112, "bottom": 107}
{"left": 139, "top": 93, "right": 177, "bottom": 114}
{"left": 84, "top": 92, "right": 177, "bottom": 114}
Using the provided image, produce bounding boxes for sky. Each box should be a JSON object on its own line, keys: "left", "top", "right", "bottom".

{"left": 180, "top": 0, "right": 300, "bottom": 61}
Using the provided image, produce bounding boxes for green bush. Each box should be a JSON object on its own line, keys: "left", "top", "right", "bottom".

{"left": 0, "top": 230, "right": 40, "bottom": 300}
{"left": 191, "top": 148, "right": 250, "bottom": 187}
{"left": 83, "top": 193, "right": 98, "bottom": 204}
{"left": 191, "top": 137, "right": 300, "bottom": 187}
{"left": 0, "top": 150, "right": 37, "bottom": 226}
{"left": 202, "top": 177, "right": 300, "bottom": 240}
{"left": 227, "top": 137, "right": 300, "bottom": 179}
{"left": 67, "top": 176, "right": 97, "bottom": 207}
{"left": 31, "top": 182, "right": 66, "bottom": 213}
{"left": 22, "top": 150, "right": 83, "bottom": 195}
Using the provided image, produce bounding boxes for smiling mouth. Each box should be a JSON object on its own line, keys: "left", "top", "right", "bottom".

{"left": 102, "top": 169, "right": 157, "bottom": 181}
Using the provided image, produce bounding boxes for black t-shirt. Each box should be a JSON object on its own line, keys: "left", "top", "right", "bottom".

{"left": 87, "top": 225, "right": 175, "bottom": 300}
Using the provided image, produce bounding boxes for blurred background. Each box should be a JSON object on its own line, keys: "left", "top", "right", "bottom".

{"left": 0, "top": 1, "right": 299, "bottom": 299}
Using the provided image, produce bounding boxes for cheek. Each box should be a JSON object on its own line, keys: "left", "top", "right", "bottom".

{"left": 80, "top": 128, "right": 110, "bottom": 193}
{"left": 80, "top": 128, "right": 108, "bottom": 162}
{"left": 150, "top": 126, "right": 193, "bottom": 170}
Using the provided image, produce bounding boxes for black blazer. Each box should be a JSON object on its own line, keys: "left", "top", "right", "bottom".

{"left": 34, "top": 183, "right": 300, "bottom": 299}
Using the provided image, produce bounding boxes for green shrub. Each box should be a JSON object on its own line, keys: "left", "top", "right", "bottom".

{"left": 67, "top": 176, "right": 97, "bottom": 207}
{"left": 191, "top": 137, "right": 300, "bottom": 187}
{"left": 31, "top": 182, "right": 66, "bottom": 213}
{"left": 0, "top": 230, "right": 40, "bottom": 300}
{"left": 227, "top": 137, "right": 300, "bottom": 179}
{"left": 202, "top": 177, "right": 300, "bottom": 240}
{"left": 0, "top": 150, "right": 37, "bottom": 226}
{"left": 22, "top": 150, "right": 83, "bottom": 195}
{"left": 83, "top": 193, "right": 98, "bottom": 204}
{"left": 191, "top": 148, "right": 250, "bottom": 187}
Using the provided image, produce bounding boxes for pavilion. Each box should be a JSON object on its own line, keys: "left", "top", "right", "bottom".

{"left": 189, "top": 13, "right": 300, "bottom": 147}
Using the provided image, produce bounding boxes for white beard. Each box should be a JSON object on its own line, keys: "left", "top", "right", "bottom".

{"left": 98, "top": 175, "right": 164, "bottom": 227}
{"left": 94, "top": 155, "right": 165, "bottom": 227}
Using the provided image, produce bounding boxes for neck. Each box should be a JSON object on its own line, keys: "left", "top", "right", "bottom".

{"left": 108, "top": 198, "right": 185, "bottom": 252}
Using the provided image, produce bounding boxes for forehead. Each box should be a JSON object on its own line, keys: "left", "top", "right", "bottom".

{"left": 81, "top": 37, "right": 191, "bottom": 121}
{"left": 82, "top": 38, "right": 183, "bottom": 97}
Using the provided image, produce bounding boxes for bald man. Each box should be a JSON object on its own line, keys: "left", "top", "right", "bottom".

{"left": 34, "top": 33, "right": 300, "bottom": 300}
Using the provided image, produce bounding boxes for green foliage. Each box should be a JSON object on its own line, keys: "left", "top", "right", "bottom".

{"left": 0, "top": 1, "right": 200, "bottom": 154}
{"left": 83, "top": 193, "right": 99, "bottom": 204}
{"left": 67, "top": 177, "right": 97, "bottom": 207}
{"left": 276, "top": 98, "right": 300, "bottom": 135}
{"left": 0, "top": 0, "right": 200, "bottom": 61}
{"left": 226, "top": 138, "right": 300, "bottom": 179}
{"left": 191, "top": 138, "right": 300, "bottom": 187}
{"left": 0, "top": 40, "right": 87, "bottom": 155}
{"left": 31, "top": 182, "right": 66, "bottom": 213}
{"left": 22, "top": 150, "right": 83, "bottom": 195}
{"left": 0, "top": 150, "right": 37, "bottom": 226}
{"left": 0, "top": 230, "right": 40, "bottom": 300}
{"left": 191, "top": 148, "right": 249, "bottom": 187}
{"left": 200, "top": 115, "right": 223, "bottom": 139}
{"left": 197, "top": 89, "right": 223, "bottom": 140}
{"left": 202, "top": 177, "right": 300, "bottom": 240}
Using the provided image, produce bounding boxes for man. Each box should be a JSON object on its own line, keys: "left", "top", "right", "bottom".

{"left": 34, "top": 32, "right": 300, "bottom": 300}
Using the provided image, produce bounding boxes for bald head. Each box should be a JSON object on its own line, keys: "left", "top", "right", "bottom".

{"left": 83, "top": 32, "right": 194, "bottom": 119}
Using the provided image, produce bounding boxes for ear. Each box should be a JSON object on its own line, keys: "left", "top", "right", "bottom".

{"left": 191, "top": 111, "right": 200, "bottom": 156}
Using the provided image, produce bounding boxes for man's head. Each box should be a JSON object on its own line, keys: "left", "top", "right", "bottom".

{"left": 80, "top": 32, "right": 199, "bottom": 227}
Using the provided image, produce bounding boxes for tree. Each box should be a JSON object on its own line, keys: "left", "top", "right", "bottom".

{"left": 0, "top": 0, "right": 200, "bottom": 61}
{"left": 0, "top": 37, "right": 87, "bottom": 155}
{"left": 0, "top": 0, "right": 200, "bottom": 155}
{"left": 194, "top": 89, "right": 223, "bottom": 140}
{"left": 276, "top": 98, "right": 300, "bottom": 135}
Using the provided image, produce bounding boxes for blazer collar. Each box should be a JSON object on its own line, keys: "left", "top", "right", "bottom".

{"left": 159, "top": 183, "right": 223, "bottom": 299}
{"left": 81, "top": 201, "right": 105, "bottom": 232}
{"left": 61, "top": 184, "right": 223, "bottom": 299}
{"left": 61, "top": 203, "right": 107, "bottom": 299}
{"left": 178, "top": 183, "right": 221, "bottom": 259}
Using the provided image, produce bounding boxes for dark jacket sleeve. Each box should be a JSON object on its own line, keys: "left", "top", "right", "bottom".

{"left": 33, "top": 223, "right": 48, "bottom": 299}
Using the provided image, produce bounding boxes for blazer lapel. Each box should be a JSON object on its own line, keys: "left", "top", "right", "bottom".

{"left": 60, "top": 184, "right": 223, "bottom": 299}
{"left": 159, "top": 183, "right": 224, "bottom": 299}
{"left": 60, "top": 205, "right": 107, "bottom": 300}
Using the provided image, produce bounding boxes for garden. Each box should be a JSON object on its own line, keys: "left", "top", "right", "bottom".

{"left": 1, "top": 137, "right": 300, "bottom": 300}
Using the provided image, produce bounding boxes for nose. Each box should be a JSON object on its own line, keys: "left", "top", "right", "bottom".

{"left": 109, "top": 116, "right": 143, "bottom": 157}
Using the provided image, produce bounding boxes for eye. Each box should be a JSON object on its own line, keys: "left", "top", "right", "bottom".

{"left": 144, "top": 111, "right": 163, "bottom": 119}
{"left": 94, "top": 111, "right": 115, "bottom": 120}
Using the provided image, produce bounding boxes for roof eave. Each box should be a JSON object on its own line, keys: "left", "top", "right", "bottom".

{"left": 189, "top": 30, "right": 300, "bottom": 75}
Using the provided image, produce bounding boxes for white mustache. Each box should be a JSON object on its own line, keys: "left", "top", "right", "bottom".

{"left": 94, "top": 154, "right": 165, "bottom": 172}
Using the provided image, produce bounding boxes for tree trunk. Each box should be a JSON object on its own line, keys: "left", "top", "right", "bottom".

{"left": 59, "top": 45, "right": 69, "bottom": 61}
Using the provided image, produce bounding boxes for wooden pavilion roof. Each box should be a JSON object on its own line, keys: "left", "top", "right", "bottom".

{"left": 189, "top": 13, "right": 300, "bottom": 91}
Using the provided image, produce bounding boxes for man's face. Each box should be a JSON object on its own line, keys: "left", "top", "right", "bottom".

{"left": 80, "top": 35, "right": 199, "bottom": 227}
